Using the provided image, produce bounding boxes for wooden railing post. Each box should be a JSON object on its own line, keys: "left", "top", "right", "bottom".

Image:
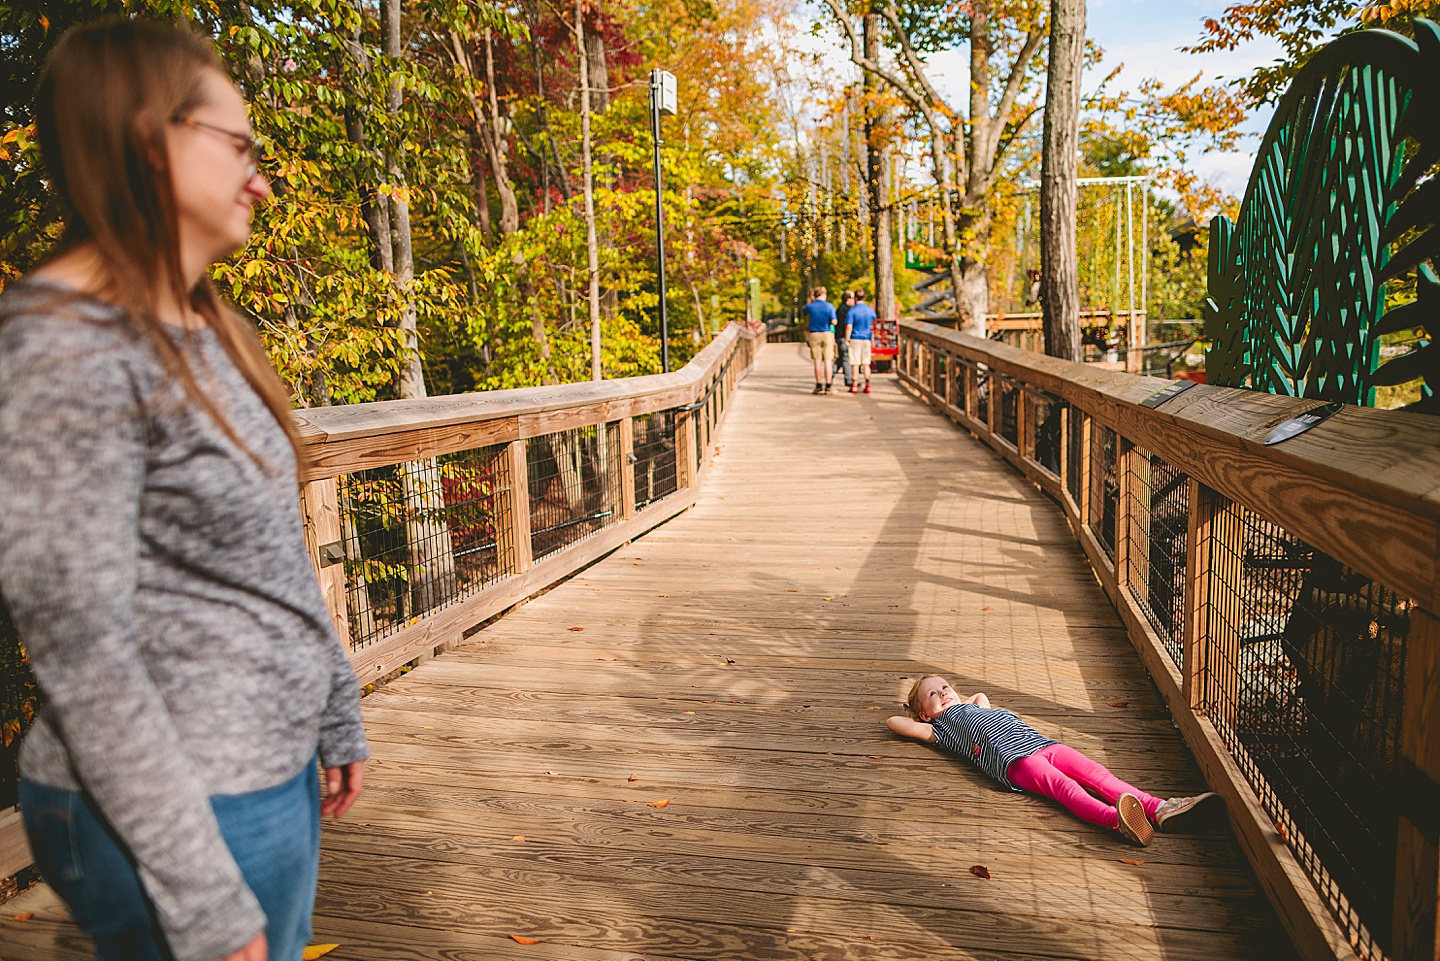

{"left": 1017, "top": 389, "right": 1031, "bottom": 458}
{"left": 1058, "top": 404, "right": 1071, "bottom": 503}
{"left": 619, "top": 417, "right": 637, "bottom": 521}
{"left": 964, "top": 362, "right": 978, "bottom": 417}
{"left": 986, "top": 369, "right": 999, "bottom": 439}
{"left": 1182, "top": 478, "right": 1215, "bottom": 709}
{"left": 497, "top": 438, "right": 533, "bottom": 575}
{"left": 675, "top": 409, "right": 696, "bottom": 490}
{"left": 1076, "top": 412, "right": 1093, "bottom": 527}
{"left": 1392, "top": 608, "right": 1440, "bottom": 961}
{"left": 301, "top": 477, "right": 351, "bottom": 649}
{"left": 1113, "top": 436, "right": 1135, "bottom": 585}
{"left": 944, "top": 350, "right": 957, "bottom": 408}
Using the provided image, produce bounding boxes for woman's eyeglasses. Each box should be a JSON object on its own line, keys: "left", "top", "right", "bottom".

{"left": 175, "top": 117, "right": 267, "bottom": 181}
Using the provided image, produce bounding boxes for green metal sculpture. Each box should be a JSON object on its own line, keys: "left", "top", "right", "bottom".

{"left": 1205, "top": 19, "right": 1439, "bottom": 412}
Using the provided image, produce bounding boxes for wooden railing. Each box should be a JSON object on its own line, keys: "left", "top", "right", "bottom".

{"left": 0, "top": 322, "right": 764, "bottom": 880}
{"left": 898, "top": 319, "right": 1440, "bottom": 961}
{"left": 296, "top": 323, "right": 763, "bottom": 684}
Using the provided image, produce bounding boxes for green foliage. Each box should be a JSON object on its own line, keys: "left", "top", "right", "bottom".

{"left": 1, "top": 0, "right": 784, "bottom": 400}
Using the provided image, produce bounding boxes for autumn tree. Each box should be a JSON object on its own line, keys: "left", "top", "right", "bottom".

{"left": 825, "top": 0, "right": 1046, "bottom": 334}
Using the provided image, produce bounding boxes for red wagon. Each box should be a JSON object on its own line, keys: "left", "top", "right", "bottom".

{"left": 870, "top": 318, "right": 899, "bottom": 372}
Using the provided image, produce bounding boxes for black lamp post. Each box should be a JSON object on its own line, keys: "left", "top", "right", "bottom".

{"left": 649, "top": 68, "right": 677, "bottom": 372}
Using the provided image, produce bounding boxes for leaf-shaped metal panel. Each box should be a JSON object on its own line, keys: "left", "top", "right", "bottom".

{"left": 1205, "top": 20, "right": 1439, "bottom": 410}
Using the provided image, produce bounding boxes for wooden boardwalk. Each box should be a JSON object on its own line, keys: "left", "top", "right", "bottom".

{"left": 0, "top": 344, "right": 1295, "bottom": 961}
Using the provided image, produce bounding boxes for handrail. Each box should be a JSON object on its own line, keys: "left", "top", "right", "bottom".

{"left": 898, "top": 319, "right": 1439, "bottom": 961}
{"left": 292, "top": 322, "right": 764, "bottom": 686}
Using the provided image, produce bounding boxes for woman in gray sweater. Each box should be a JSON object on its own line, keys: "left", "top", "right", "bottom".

{"left": 0, "top": 20, "right": 369, "bottom": 961}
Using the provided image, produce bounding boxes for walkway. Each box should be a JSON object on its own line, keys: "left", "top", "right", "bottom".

{"left": 0, "top": 344, "right": 1295, "bottom": 961}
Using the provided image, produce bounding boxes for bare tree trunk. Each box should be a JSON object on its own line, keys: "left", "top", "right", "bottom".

{"left": 576, "top": 0, "right": 602, "bottom": 381}
{"left": 1041, "top": 0, "right": 1084, "bottom": 361}
{"left": 585, "top": 8, "right": 609, "bottom": 114}
{"left": 341, "top": 6, "right": 392, "bottom": 274}
{"left": 383, "top": 0, "right": 456, "bottom": 615}
{"left": 864, "top": 13, "right": 896, "bottom": 320}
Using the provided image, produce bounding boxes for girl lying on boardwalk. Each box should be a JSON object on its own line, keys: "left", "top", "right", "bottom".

{"left": 887, "top": 675, "right": 1218, "bottom": 846}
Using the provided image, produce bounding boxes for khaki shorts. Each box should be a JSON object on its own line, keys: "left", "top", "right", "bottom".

{"left": 848, "top": 338, "right": 873, "bottom": 367}
{"left": 807, "top": 330, "right": 836, "bottom": 362}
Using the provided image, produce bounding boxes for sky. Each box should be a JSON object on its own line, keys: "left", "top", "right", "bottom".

{"left": 786, "top": 0, "right": 1288, "bottom": 199}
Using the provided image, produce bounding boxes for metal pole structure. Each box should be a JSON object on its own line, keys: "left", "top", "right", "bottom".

{"left": 650, "top": 69, "right": 676, "bottom": 372}
{"left": 1141, "top": 179, "right": 1149, "bottom": 343}
{"left": 1127, "top": 179, "right": 1137, "bottom": 353}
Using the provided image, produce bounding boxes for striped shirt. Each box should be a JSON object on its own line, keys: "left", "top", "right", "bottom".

{"left": 930, "top": 703, "right": 1055, "bottom": 791}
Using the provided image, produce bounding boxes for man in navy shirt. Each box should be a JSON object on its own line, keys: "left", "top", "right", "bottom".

{"left": 801, "top": 286, "right": 837, "bottom": 394}
{"left": 833, "top": 290, "right": 855, "bottom": 388}
{"left": 845, "top": 288, "right": 878, "bottom": 393}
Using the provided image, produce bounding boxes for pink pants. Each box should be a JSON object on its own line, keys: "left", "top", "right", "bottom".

{"left": 1007, "top": 743, "right": 1162, "bottom": 830}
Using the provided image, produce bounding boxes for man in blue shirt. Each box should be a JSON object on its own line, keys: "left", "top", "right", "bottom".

{"left": 801, "top": 285, "right": 837, "bottom": 394}
{"left": 833, "top": 290, "right": 855, "bottom": 388}
{"left": 844, "top": 288, "right": 878, "bottom": 393}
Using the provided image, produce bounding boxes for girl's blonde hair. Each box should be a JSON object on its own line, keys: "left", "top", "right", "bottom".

{"left": 905, "top": 674, "right": 944, "bottom": 720}
{"left": 34, "top": 18, "right": 304, "bottom": 472}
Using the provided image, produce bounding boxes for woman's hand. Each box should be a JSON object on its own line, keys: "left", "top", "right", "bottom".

{"left": 221, "top": 932, "right": 267, "bottom": 961}
{"left": 321, "top": 760, "right": 365, "bottom": 820}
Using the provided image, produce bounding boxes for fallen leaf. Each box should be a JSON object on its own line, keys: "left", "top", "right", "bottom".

{"left": 981, "top": 606, "right": 994, "bottom": 611}
{"left": 1118, "top": 858, "right": 1146, "bottom": 866}
{"left": 422, "top": 725, "right": 435, "bottom": 730}
{"left": 1107, "top": 701, "right": 1130, "bottom": 708}
{"left": 970, "top": 865, "right": 991, "bottom": 880}
{"left": 866, "top": 706, "right": 882, "bottom": 710}
{"left": 301, "top": 946, "right": 338, "bottom": 960}
{"left": 1275, "top": 821, "right": 1290, "bottom": 842}
{"left": 648, "top": 798, "right": 672, "bottom": 808}
{"left": 12, "top": 913, "right": 33, "bottom": 922}
{"left": 568, "top": 627, "right": 584, "bottom": 632}
{"left": 511, "top": 835, "right": 526, "bottom": 842}
{"left": 785, "top": 588, "right": 798, "bottom": 593}
{"left": 868, "top": 755, "right": 886, "bottom": 760}
{"left": 823, "top": 596, "right": 835, "bottom": 601}
{"left": 659, "top": 594, "right": 669, "bottom": 597}
{"left": 543, "top": 770, "right": 557, "bottom": 776}
{"left": 628, "top": 773, "right": 639, "bottom": 782}
{"left": 681, "top": 711, "right": 696, "bottom": 715}
{"left": 595, "top": 658, "right": 608, "bottom": 661}
{"left": 510, "top": 935, "right": 543, "bottom": 945}
{"left": 724, "top": 658, "right": 736, "bottom": 665}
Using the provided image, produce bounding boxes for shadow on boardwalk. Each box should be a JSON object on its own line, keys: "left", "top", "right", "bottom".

{"left": 0, "top": 343, "right": 1296, "bottom": 961}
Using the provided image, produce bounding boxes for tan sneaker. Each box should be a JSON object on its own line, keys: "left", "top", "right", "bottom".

{"left": 1155, "top": 793, "right": 1220, "bottom": 831}
{"left": 1116, "top": 793, "right": 1154, "bottom": 846}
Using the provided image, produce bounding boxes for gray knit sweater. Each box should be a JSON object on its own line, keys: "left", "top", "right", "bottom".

{"left": 0, "top": 280, "right": 369, "bottom": 961}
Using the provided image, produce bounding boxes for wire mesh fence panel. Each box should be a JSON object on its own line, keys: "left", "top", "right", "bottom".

{"left": 1088, "top": 424, "right": 1118, "bottom": 562}
{"left": 1204, "top": 507, "right": 1409, "bottom": 959}
{"left": 338, "top": 445, "right": 511, "bottom": 650}
{"left": 527, "top": 423, "right": 621, "bottom": 562}
{"left": 1067, "top": 407, "right": 1084, "bottom": 503}
{"left": 1123, "top": 449, "right": 1190, "bottom": 666}
{"left": 633, "top": 411, "right": 679, "bottom": 511}
{"left": 0, "top": 601, "right": 39, "bottom": 810}
{"left": 999, "top": 378, "right": 1019, "bottom": 445}
{"left": 956, "top": 361, "right": 973, "bottom": 417}
{"left": 1030, "top": 392, "right": 1063, "bottom": 477}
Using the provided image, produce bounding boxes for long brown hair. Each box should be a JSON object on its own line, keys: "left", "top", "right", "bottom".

{"left": 34, "top": 17, "right": 304, "bottom": 471}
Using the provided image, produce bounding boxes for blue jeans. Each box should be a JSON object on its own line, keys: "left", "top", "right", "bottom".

{"left": 19, "top": 757, "right": 321, "bottom": 961}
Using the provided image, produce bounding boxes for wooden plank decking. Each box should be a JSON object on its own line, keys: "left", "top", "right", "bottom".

{"left": 0, "top": 343, "right": 1296, "bottom": 961}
